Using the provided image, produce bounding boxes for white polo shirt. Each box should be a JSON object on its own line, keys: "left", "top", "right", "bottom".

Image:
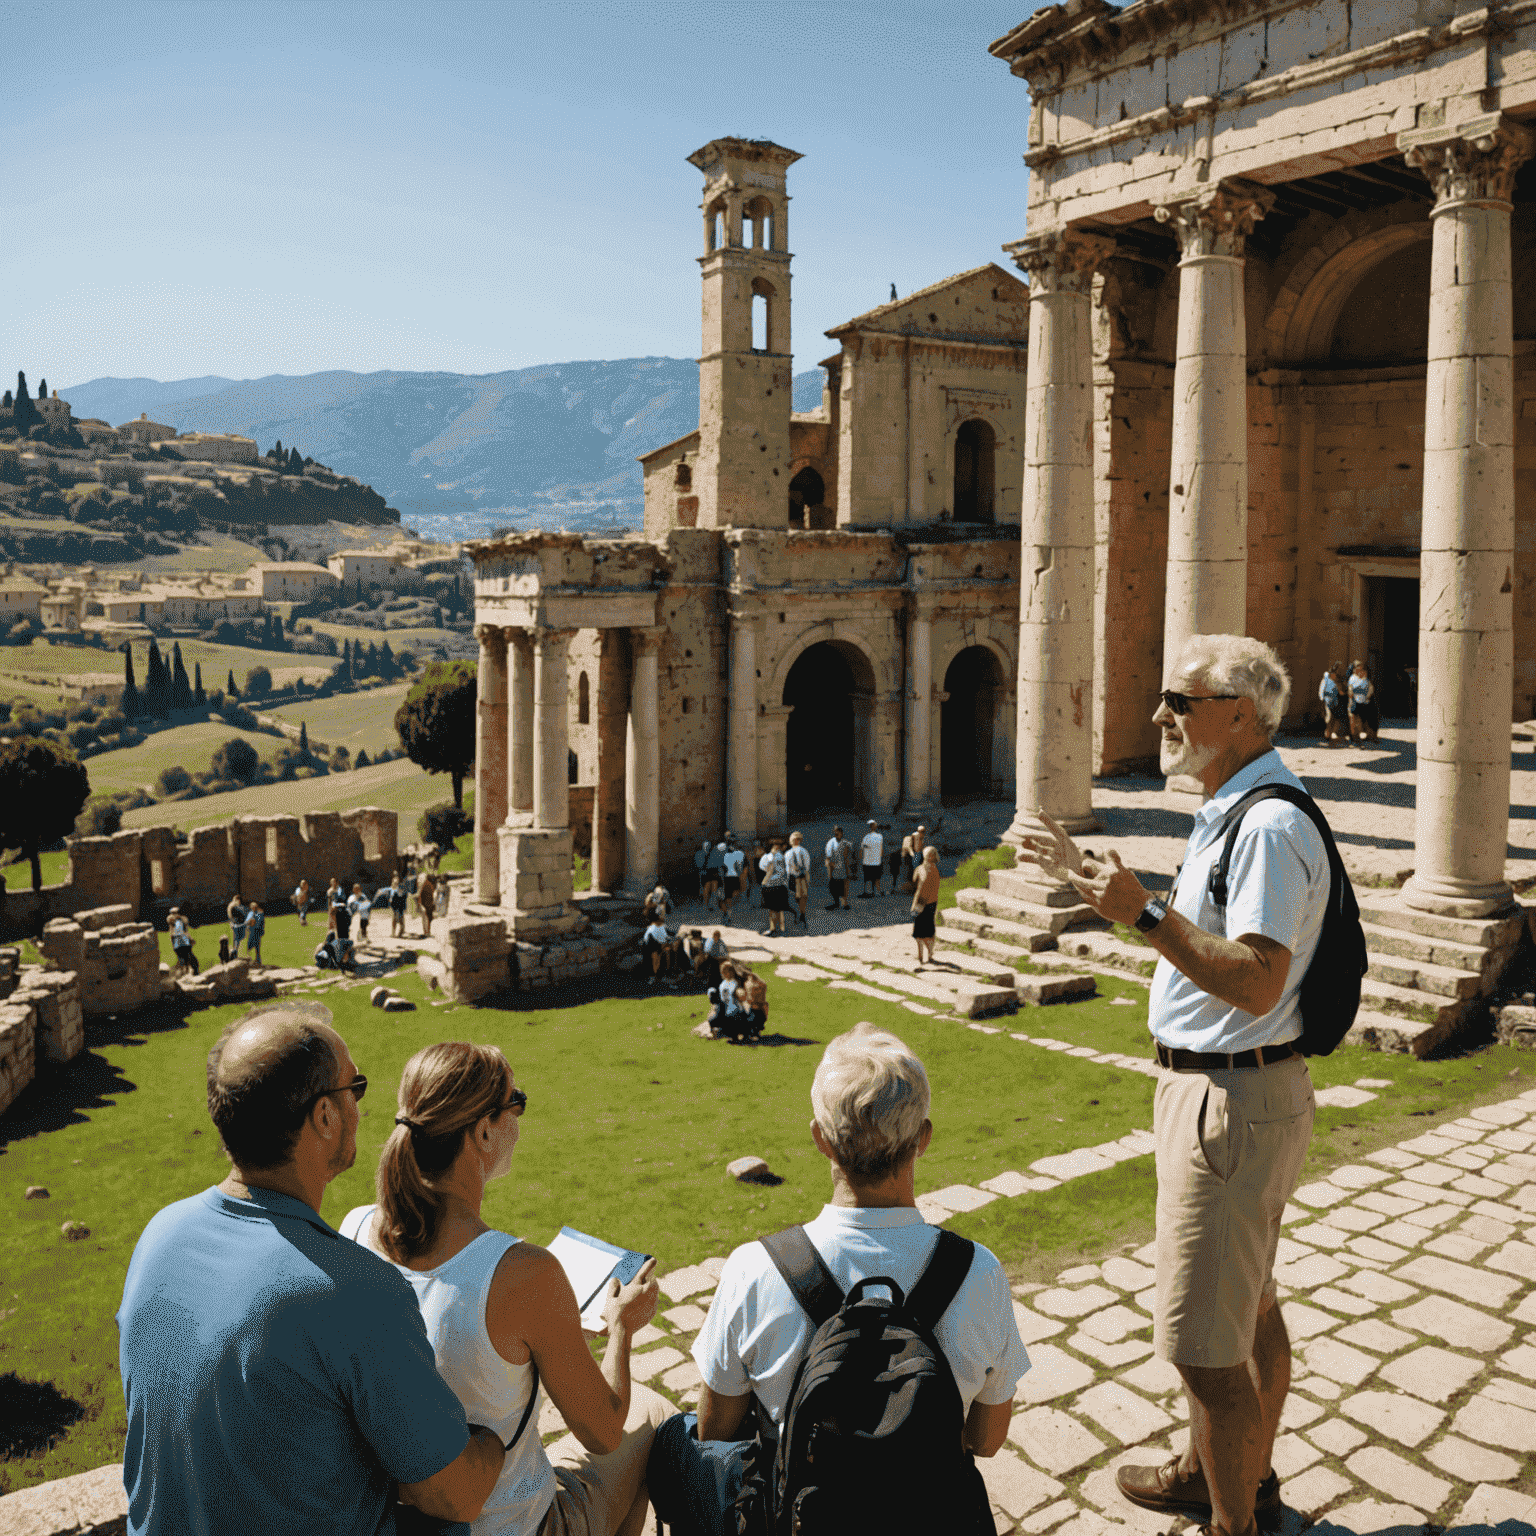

{"left": 1149, "top": 750, "right": 1329, "bottom": 1055}
{"left": 861, "top": 831, "right": 883, "bottom": 866}
{"left": 693, "top": 1204, "right": 1029, "bottom": 1432}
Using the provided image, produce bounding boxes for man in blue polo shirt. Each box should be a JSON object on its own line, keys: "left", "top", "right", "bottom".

{"left": 1018, "top": 635, "right": 1324, "bottom": 1536}
{"left": 117, "top": 1001, "right": 505, "bottom": 1535}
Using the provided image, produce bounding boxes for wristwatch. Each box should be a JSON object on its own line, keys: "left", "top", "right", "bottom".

{"left": 1134, "top": 897, "right": 1169, "bottom": 933}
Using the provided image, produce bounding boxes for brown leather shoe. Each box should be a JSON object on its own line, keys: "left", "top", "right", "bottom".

{"left": 1116, "top": 1459, "right": 1282, "bottom": 1529}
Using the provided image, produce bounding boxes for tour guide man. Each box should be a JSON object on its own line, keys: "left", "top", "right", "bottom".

{"left": 116, "top": 1001, "right": 505, "bottom": 1534}
{"left": 1019, "top": 634, "right": 1324, "bottom": 1536}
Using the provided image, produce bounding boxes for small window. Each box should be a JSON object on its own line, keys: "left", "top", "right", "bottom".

{"left": 675, "top": 462, "right": 692, "bottom": 490}
{"left": 578, "top": 671, "right": 590, "bottom": 725}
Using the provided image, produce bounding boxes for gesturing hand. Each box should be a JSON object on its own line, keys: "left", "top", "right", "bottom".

{"left": 601, "top": 1257, "right": 659, "bottom": 1336}
{"left": 1068, "top": 849, "right": 1150, "bottom": 927}
{"left": 1015, "top": 807, "right": 1084, "bottom": 886}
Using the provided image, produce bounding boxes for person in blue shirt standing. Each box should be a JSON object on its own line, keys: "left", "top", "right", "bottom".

{"left": 242, "top": 902, "right": 265, "bottom": 965}
{"left": 1347, "top": 659, "right": 1377, "bottom": 743}
{"left": 116, "top": 1001, "right": 504, "bottom": 1534}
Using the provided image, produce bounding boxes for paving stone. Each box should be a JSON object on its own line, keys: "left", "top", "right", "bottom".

{"left": 663, "top": 1303, "right": 708, "bottom": 1332}
{"left": 924, "top": 1183, "right": 999, "bottom": 1214}
{"left": 1345, "top": 1446, "right": 1452, "bottom": 1512}
{"left": 983, "top": 1171, "right": 1041, "bottom": 1198}
{"left": 1396, "top": 1201, "right": 1469, "bottom": 1230}
{"left": 1282, "top": 1202, "right": 1307, "bottom": 1225}
{"left": 1392, "top": 1255, "right": 1521, "bottom": 1309}
{"left": 538, "top": 1396, "right": 569, "bottom": 1437}
{"left": 1307, "top": 1417, "right": 1368, "bottom": 1456}
{"left": 1454, "top": 1484, "right": 1536, "bottom": 1529}
{"left": 978, "top": 1448, "right": 1066, "bottom": 1518}
{"left": 1292, "top": 1181, "right": 1355, "bottom": 1209}
{"left": 1336, "top": 1318, "right": 1416, "bottom": 1353}
{"left": 1009, "top": 1405, "right": 1108, "bottom": 1475}
{"left": 1078, "top": 1304, "right": 1151, "bottom": 1344}
{"left": 1315, "top": 1086, "right": 1378, "bottom": 1109}
{"left": 1471, "top": 1102, "right": 1533, "bottom": 1127}
{"left": 1283, "top": 1302, "right": 1342, "bottom": 1340}
{"left": 1488, "top": 1129, "right": 1536, "bottom": 1152}
{"left": 1314, "top": 1498, "right": 1429, "bottom": 1534}
{"left": 1310, "top": 1285, "right": 1377, "bottom": 1317}
{"left": 1069, "top": 1332, "right": 1154, "bottom": 1368}
{"left": 1511, "top": 1292, "right": 1536, "bottom": 1325}
{"left": 1366, "top": 1147, "right": 1423, "bottom": 1170}
{"left": 662, "top": 1360, "right": 702, "bottom": 1393}
{"left": 1075, "top": 1382, "right": 1174, "bottom": 1445}
{"left": 1424, "top": 1435, "right": 1521, "bottom": 1483}
{"left": 1444, "top": 1148, "right": 1494, "bottom": 1171}
{"left": 1100, "top": 1256, "right": 1157, "bottom": 1292}
{"left": 1302, "top": 1337, "right": 1380, "bottom": 1387}
{"left": 1354, "top": 1077, "right": 1394, "bottom": 1088}
{"left": 1034, "top": 1283, "right": 1121, "bottom": 1319}
{"left": 1507, "top": 1185, "right": 1536, "bottom": 1214}
{"left": 1135, "top": 1285, "right": 1158, "bottom": 1314}
{"left": 1013, "top": 1300, "right": 1069, "bottom": 1344}
{"left": 1273, "top": 1253, "right": 1350, "bottom": 1288}
{"left": 1328, "top": 1164, "right": 1394, "bottom": 1190}
{"left": 1450, "top": 1392, "right": 1536, "bottom": 1453}
{"left": 1399, "top": 1134, "right": 1464, "bottom": 1157}
{"left": 1501, "top": 1342, "right": 1536, "bottom": 1381}
{"left": 631, "top": 1346, "right": 686, "bottom": 1380}
{"left": 1132, "top": 1241, "right": 1158, "bottom": 1265}
{"left": 1275, "top": 1237, "right": 1318, "bottom": 1266}
{"left": 1424, "top": 1232, "right": 1489, "bottom": 1262}
{"left": 656, "top": 1265, "right": 717, "bottom": 1301}
{"left": 1291, "top": 1223, "right": 1350, "bottom": 1250}
{"left": 1058, "top": 1263, "right": 1103, "bottom": 1284}
{"left": 1355, "top": 1191, "right": 1426, "bottom": 1217}
{"left": 1280, "top": 1394, "right": 1327, "bottom": 1431}
{"left": 1079, "top": 1454, "right": 1192, "bottom": 1534}
{"left": 1294, "top": 1374, "right": 1342, "bottom": 1400}
{"left": 1484, "top": 1375, "right": 1536, "bottom": 1411}
{"left": 1487, "top": 1238, "right": 1536, "bottom": 1277}
{"left": 1280, "top": 1465, "right": 1355, "bottom": 1517}
{"left": 1322, "top": 1205, "right": 1387, "bottom": 1234}
{"left": 1390, "top": 1296, "right": 1513, "bottom": 1352}
{"left": 1015, "top": 1343, "right": 1099, "bottom": 1404}
{"left": 1337, "top": 1270, "right": 1419, "bottom": 1305}
{"left": 1452, "top": 1172, "right": 1513, "bottom": 1199}
{"left": 1474, "top": 1161, "right": 1528, "bottom": 1188}
{"left": 1020, "top": 1498, "right": 1082, "bottom": 1533}
{"left": 1339, "top": 1389, "right": 1445, "bottom": 1448}
{"left": 915, "top": 1195, "right": 953, "bottom": 1223}
{"left": 1391, "top": 1163, "right": 1465, "bottom": 1188}
{"left": 1377, "top": 1344, "right": 1485, "bottom": 1404}
{"left": 1119, "top": 1355, "right": 1183, "bottom": 1399}
{"left": 1270, "top": 1431, "right": 1323, "bottom": 1478}
{"left": 1347, "top": 1235, "right": 1410, "bottom": 1264}
{"left": 1367, "top": 1220, "right": 1431, "bottom": 1249}
{"left": 1032, "top": 1148, "right": 1118, "bottom": 1182}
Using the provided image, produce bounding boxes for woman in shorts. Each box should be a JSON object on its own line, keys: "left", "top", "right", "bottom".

{"left": 911, "top": 845, "right": 942, "bottom": 965}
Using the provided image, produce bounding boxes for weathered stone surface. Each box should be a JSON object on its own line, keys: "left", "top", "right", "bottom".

{"left": 1392, "top": 1254, "right": 1521, "bottom": 1308}
{"left": 726, "top": 1155, "right": 770, "bottom": 1181}
{"left": 629, "top": 1346, "right": 685, "bottom": 1381}
{"left": 656, "top": 1265, "right": 716, "bottom": 1302}
{"left": 1378, "top": 1343, "right": 1487, "bottom": 1402}
{"left": 1335, "top": 1318, "right": 1415, "bottom": 1353}
{"left": 0, "top": 1460, "right": 127, "bottom": 1536}
{"left": 1013, "top": 1343, "right": 1097, "bottom": 1404}
{"left": 1455, "top": 1484, "right": 1536, "bottom": 1528}
{"left": 1280, "top": 1465, "right": 1353, "bottom": 1517}
{"left": 1424, "top": 1434, "right": 1521, "bottom": 1483}
{"left": 979, "top": 1449, "right": 1066, "bottom": 1519}
{"left": 1011, "top": 1300, "right": 1067, "bottom": 1344}
{"left": 1306, "top": 1417, "right": 1367, "bottom": 1456}
{"left": 1269, "top": 1431, "right": 1323, "bottom": 1478}
{"left": 1073, "top": 1381, "right": 1173, "bottom": 1444}
{"left": 1450, "top": 1391, "right": 1536, "bottom": 1452}
{"left": 1032, "top": 1284, "right": 1119, "bottom": 1319}
{"left": 1344, "top": 1446, "right": 1451, "bottom": 1512}
{"left": 1301, "top": 1337, "right": 1379, "bottom": 1387}
{"left": 1339, "top": 1389, "right": 1444, "bottom": 1448}
{"left": 24, "top": 1185, "right": 48, "bottom": 1199}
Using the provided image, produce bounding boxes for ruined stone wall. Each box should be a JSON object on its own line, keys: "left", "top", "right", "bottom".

{"left": 0, "top": 998, "right": 33, "bottom": 1115}
{"left": 39, "top": 906, "right": 160, "bottom": 1018}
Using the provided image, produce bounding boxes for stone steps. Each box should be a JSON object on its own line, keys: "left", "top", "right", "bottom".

{"left": 1357, "top": 893, "right": 1527, "bottom": 949}
{"left": 774, "top": 940, "right": 1017, "bottom": 1018}
{"left": 1027, "top": 948, "right": 1154, "bottom": 989}
{"left": 943, "top": 905, "right": 1057, "bottom": 952}
{"left": 1367, "top": 950, "right": 1486, "bottom": 999}
{"left": 1345, "top": 1006, "right": 1442, "bottom": 1054}
{"left": 1051, "top": 928, "right": 1159, "bottom": 978}
{"left": 1359, "top": 974, "right": 1468, "bottom": 1027}
{"left": 1358, "top": 919, "right": 1496, "bottom": 976}
{"left": 987, "top": 866, "right": 1087, "bottom": 908}
{"left": 915, "top": 948, "right": 1017, "bottom": 986}
{"left": 934, "top": 924, "right": 1031, "bottom": 965}
{"left": 956, "top": 886, "right": 1107, "bottom": 937}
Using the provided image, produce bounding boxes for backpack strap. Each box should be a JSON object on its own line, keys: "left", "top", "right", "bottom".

{"left": 1208, "top": 784, "right": 1339, "bottom": 908}
{"left": 907, "top": 1230, "right": 976, "bottom": 1334}
{"left": 761, "top": 1225, "right": 844, "bottom": 1329}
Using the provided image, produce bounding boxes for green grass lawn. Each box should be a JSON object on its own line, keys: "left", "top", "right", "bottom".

{"left": 2, "top": 917, "right": 1531, "bottom": 1494}
{"left": 264, "top": 683, "right": 410, "bottom": 758}
{"left": 79, "top": 722, "right": 280, "bottom": 796}
{"left": 2, "top": 850, "right": 71, "bottom": 891}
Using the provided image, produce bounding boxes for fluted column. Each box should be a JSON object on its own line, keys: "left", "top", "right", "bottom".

{"left": 473, "top": 624, "right": 507, "bottom": 903}
{"left": 727, "top": 611, "right": 758, "bottom": 836}
{"left": 902, "top": 605, "right": 937, "bottom": 811}
{"left": 532, "top": 627, "right": 574, "bottom": 831}
{"left": 592, "top": 628, "right": 628, "bottom": 892}
{"left": 1154, "top": 180, "right": 1273, "bottom": 662}
{"left": 506, "top": 628, "right": 534, "bottom": 821}
{"left": 625, "top": 628, "right": 662, "bottom": 893}
{"left": 1003, "top": 228, "right": 1115, "bottom": 845}
{"left": 1399, "top": 114, "right": 1532, "bottom": 916}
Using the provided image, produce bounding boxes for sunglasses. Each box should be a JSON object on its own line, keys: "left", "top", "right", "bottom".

{"left": 1159, "top": 690, "right": 1241, "bottom": 716}
{"left": 300, "top": 1074, "right": 367, "bottom": 1115}
{"left": 499, "top": 1088, "right": 528, "bottom": 1118}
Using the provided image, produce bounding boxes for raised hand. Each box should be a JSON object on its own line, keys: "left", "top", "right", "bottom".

{"left": 1015, "top": 807, "right": 1085, "bottom": 886}
{"left": 602, "top": 1257, "right": 659, "bottom": 1335}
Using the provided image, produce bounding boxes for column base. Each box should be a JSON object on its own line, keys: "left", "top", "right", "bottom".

{"left": 1001, "top": 807, "right": 1102, "bottom": 846}
{"left": 1400, "top": 873, "right": 1515, "bottom": 919}
{"left": 497, "top": 826, "right": 589, "bottom": 941}
{"left": 501, "top": 809, "right": 536, "bottom": 831}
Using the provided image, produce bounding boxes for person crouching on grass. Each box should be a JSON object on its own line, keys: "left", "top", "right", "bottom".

{"left": 341, "top": 1042, "right": 670, "bottom": 1536}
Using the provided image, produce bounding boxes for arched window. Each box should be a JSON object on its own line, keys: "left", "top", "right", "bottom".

{"left": 578, "top": 670, "right": 590, "bottom": 724}
{"left": 674, "top": 462, "right": 692, "bottom": 490}
{"left": 751, "top": 276, "right": 775, "bottom": 353}
{"left": 706, "top": 200, "right": 726, "bottom": 253}
{"left": 743, "top": 197, "right": 775, "bottom": 253}
{"left": 788, "top": 466, "right": 824, "bottom": 527}
{"left": 953, "top": 419, "right": 996, "bottom": 523}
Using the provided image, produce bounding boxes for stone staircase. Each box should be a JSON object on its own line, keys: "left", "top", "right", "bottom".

{"left": 1349, "top": 892, "right": 1530, "bottom": 1057}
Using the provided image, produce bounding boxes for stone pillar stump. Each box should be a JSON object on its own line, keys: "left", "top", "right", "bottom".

{"left": 593, "top": 628, "right": 629, "bottom": 892}
{"left": 902, "top": 606, "right": 938, "bottom": 812}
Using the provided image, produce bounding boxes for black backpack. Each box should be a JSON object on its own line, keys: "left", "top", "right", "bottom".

{"left": 733, "top": 1225, "right": 996, "bottom": 1536}
{"left": 1205, "top": 784, "right": 1367, "bottom": 1057}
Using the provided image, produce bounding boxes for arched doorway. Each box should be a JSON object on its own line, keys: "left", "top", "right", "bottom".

{"left": 784, "top": 641, "right": 872, "bottom": 813}
{"left": 941, "top": 647, "right": 1001, "bottom": 799}
{"left": 788, "top": 466, "right": 824, "bottom": 528}
{"left": 953, "top": 420, "right": 996, "bottom": 523}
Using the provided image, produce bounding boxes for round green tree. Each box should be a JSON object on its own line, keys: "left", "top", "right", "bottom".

{"left": 394, "top": 659, "right": 476, "bottom": 808}
{"left": 0, "top": 737, "right": 91, "bottom": 890}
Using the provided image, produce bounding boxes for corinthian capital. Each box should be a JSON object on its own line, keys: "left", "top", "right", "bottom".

{"left": 474, "top": 622, "right": 507, "bottom": 651}
{"left": 1154, "top": 178, "right": 1275, "bottom": 259}
{"left": 1399, "top": 112, "right": 1535, "bottom": 211}
{"left": 1005, "top": 228, "right": 1118, "bottom": 295}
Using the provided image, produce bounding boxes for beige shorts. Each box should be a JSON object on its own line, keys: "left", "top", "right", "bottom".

{"left": 539, "top": 1384, "right": 673, "bottom": 1536}
{"left": 793, "top": 876, "right": 809, "bottom": 900}
{"left": 1153, "top": 1054, "right": 1314, "bottom": 1369}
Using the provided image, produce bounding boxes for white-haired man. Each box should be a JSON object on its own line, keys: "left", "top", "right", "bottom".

{"left": 1020, "top": 634, "right": 1324, "bottom": 1536}
{"left": 646, "top": 1021, "right": 1029, "bottom": 1535}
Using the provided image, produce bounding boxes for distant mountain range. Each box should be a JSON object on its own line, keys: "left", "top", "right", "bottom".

{"left": 61, "top": 362, "right": 827, "bottom": 539}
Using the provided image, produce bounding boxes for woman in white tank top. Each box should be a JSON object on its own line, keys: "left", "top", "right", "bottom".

{"left": 342, "top": 1042, "right": 671, "bottom": 1536}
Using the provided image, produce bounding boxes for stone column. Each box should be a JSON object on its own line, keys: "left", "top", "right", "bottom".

{"left": 1003, "top": 228, "right": 1115, "bottom": 845}
{"left": 1154, "top": 180, "right": 1273, "bottom": 663}
{"left": 1399, "top": 114, "right": 1533, "bottom": 916}
{"left": 902, "top": 606, "right": 937, "bottom": 811}
{"left": 727, "top": 611, "right": 758, "bottom": 836}
{"left": 625, "top": 628, "right": 662, "bottom": 894}
{"left": 506, "top": 628, "right": 534, "bottom": 821}
{"left": 592, "top": 628, "right": 628, "bottom": 892}
{"left": 532, "top": 628, "right": 574, "bottom": 832}
{"left": 472, "top": 624, "right": 507, "bottom": 904}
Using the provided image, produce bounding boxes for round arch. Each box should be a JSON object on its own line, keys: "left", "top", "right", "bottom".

{"left": 940, "top": 646, "right": 1005, "bottom": 799}
{"left": 782, "top": 637, "right": 879, "bottom": 814}
{"left": 768, "top": 621, "right": 887, "bottom": 702}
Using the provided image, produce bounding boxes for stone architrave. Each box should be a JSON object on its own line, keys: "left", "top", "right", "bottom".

{"left": 532, "top": 628, "right": 574, "bottom": 832}
{"left": 902, "top": 602, "right": 937, "bottom": 811}
{"left": 1398, "top": 114, "right": 1534, "bottom": 917}
{"left": 1153, "top": 180, "right": 1273, "bottom": 663}
{"left": 1003, "top": 227, "right": 1115, "bottom": 847}
{"left": 506, "top": 627, "right": 534, "bottom": 824}
{"left": 472, "top": 624, "right": 508, "bottom": 904}
{"left": 625, "top": 628, "right": 663, "bottom": 894}
{"left": 727, "top": 611, "right": 758, "bottom": 837}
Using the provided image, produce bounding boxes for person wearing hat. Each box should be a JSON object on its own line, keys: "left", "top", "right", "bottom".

{"left": 859, "top": 820, "right": 884, "bottom": 898}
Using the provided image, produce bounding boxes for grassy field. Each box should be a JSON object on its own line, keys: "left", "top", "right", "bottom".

{"left": 79, "top": 722, "right": 280, "bottom": 796}
{"left": 304, "top": 618, "right": 471, "bottom": 657}
{"left": 135, "top": 531, "right": 268, "bottom": 575}
{"left": 264, "top": 683, "right": 411, "bottom": 757}
{"left": 2, "top": 850, "right": 72, "bottom": 891}
{"left": 0, "top": 637, "right": 329, "bottom": 692}
{"left": 1, "top": 909, "right": 1531, "bottom": 1493}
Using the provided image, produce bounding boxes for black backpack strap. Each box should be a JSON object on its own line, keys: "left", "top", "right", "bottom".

{"left": 761, "top": 1225, "right": 843, "bottom": 1329}
{"left": 506, "top": 1361, "right": 539, "bottom": 1451}
{"left": 1208, "top": 784, "right": 1338, "bottom": 908}
{"left": 907, "top": 1230, "right": 976, "bottom": 1334}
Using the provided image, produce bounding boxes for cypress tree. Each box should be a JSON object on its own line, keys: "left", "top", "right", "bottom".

{"left": 227, "top": 668, "right": 238, "bottom": 698}
{"left": 380, "top": 638, "right": 395, "bottom": 678}
{"left": 272, "top": 612, "right": 284, "bottom": 647}
{"left": 365, "top": 641, "right": 379, "bottom": 676}
{"left": 170, "top": 643, "right": 192, "bottom": 710}
{"left": 145, "top": 639, "right": 169, "bottom": 717}
{"left": 288, "top": 446, "right": 303, "bottom": 473}
{"left": 193, "top": 661, "right": 205, "bottom": 706}
{"left": 299, "top": 720, "right": 309, "bottom": 755}
{"left": 121, "top": 645, "right": 140, "bottom": 719}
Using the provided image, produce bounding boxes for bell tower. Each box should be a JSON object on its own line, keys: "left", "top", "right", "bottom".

{"left": 687, "top": 137, "right": 801, "bottom": 530}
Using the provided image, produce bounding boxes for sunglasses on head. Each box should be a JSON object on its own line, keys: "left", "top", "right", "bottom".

{"left": 1159, "top": 690, "right": 1241, "bottom": 716}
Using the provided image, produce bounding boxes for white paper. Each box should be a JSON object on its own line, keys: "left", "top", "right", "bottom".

{"left": 547, "top": 1229, "right": 621, "bottom": 1329}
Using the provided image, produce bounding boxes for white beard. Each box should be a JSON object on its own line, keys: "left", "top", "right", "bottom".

{"left": 1160, "top": 734, "right": 1219, "bottom": 780}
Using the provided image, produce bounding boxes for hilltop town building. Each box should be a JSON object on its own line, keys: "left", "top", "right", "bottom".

{"left": 249, "top": 561, "right": 340, "bottom": 601}
{"left": 170, "top": 432, "right": 258, "bottom": 464}
{"left": 117, "top": 414, "right": 177, "bottom": 447}
{"left": 329, "top": 549, "right": 401, "bottom": 587}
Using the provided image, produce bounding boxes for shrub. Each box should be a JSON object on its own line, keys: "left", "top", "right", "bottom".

{"left": 221, "top": 703, "right": 258, "bottom": 731}
{"left": 419, "top": 802, "right": 472, "bottom": 850}
{"left": 244, "top": 664, "right": 272, "bottom": 697}
{"left": 329, "top": 745, "right": 351, "bottom": 772}
{"left": 66, "top": 702, "right": 98, "bottom": 724}
{"left": 96, "top": 709, "right": 124, "bottom": 734}
{"left": 210, "top": 737, "right": 260, "bottom": 784}
{"left": 156, "top": 764, "right": 191, "bottom": 795}
{"left": 65, "top": 722, "right": 98, "bottom": 749}
{"left": 76, "top": 797, "right": 123, "bottom": 837}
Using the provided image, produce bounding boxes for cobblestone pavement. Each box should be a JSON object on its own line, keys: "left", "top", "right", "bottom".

{"left": 547, "top": 1085, "right": 1536, "bottom": 1536}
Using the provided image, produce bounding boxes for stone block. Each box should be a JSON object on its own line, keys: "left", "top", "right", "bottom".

{"left": 1280, "top": 1395, "right": 1325, "bottom": 1430}
{"left": 978, "top": 1449, "right": 1066, "bottom": 1519}
{"left": 630, "top": 1346, "right": 685, "bottom": 1381}
{"left": 1100, "top": 1256, "right": 1157, "bottom": 1292}
{"left": 656, "top": 1265, "right": 716, "bottom": 1302}
{"left": 1450, "top": 1391, "right": 1536, "bottom": 1453}
{"left": 1274, "top": 1465, "right": 1353, "bottom": 1518}
{"left": 1306, "top": 1417, "right": 1367, "bottom": 1456}
{"left": 1032, "top": 1283, "right": 1119, "bottom": 1319}
{"left": 1013, "top": 1343, "right": 1097, "bottom": 1405}
{"left": 1269, "top": 1430, "right": 1323, "bottom": 1479}
{"left": 1335, "top": 1318, "right": 1415, "bottom": 1353}
{"left": 1282, "top": 1302, "right": 1342, "bottom": 1340}
{"left": 1011, "top": 1301, "right": 1067, "bottom": 1344}
{"left": 1339, "top": 1389, "right": 1444, "bottom": 1448}
{"left": 1302, "top": 1337, "right": 1379, "bottom": 1387}
{"left": 1077, "top": 1304, "right": 1150, "bottom": 1344}
{"left": 1067, "top": 1332, "right": 1152, "bottom": 1367}
{"left": 1344, "top": 1446, "right": 1451, "bottom": 1513}
{"left": 661, "top": 1361, "right": 702, "bottom": 1393}
{"left": 1074, "top": 1381, "right": 1172, "bottom": 1445}
{"left": 1424, "top": 1435, "right": 1521, "bottom": 1483}
{"left": 0, "top": 1460, "right": 128, "bottom": 1535}
{"left": 1273, "top": 1254, "right": 1349, "bottom": 1289}
{"left": 1336, "top": 1269, "right": 1418, "bottom": 1304}
{"left": 1392, "top": 1254, "right": 1521, "bottom": 1309}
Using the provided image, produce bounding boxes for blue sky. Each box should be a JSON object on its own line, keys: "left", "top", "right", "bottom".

{"left": 3, "top": 0, "right": 1045, "bottom": 389}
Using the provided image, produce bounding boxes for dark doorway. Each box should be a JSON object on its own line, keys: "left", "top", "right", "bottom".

{"left": 788, "top": 467, "right": 824, "bottom": 528}
{"left": 941, "top": 647, "right": 1000, "bottom": 799}
{"left": 953, "top": 420, "right": 996, "bottom": 524}
{"left": 1363, "top": 576, "right": 1419, "bottom": 717}
{"left": 785, "top": 642, "right": 857, "bottom": 813}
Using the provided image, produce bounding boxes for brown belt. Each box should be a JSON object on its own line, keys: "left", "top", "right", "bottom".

{"left": 1155, "top": 1041, "right": 1299, "bottom": 1072}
